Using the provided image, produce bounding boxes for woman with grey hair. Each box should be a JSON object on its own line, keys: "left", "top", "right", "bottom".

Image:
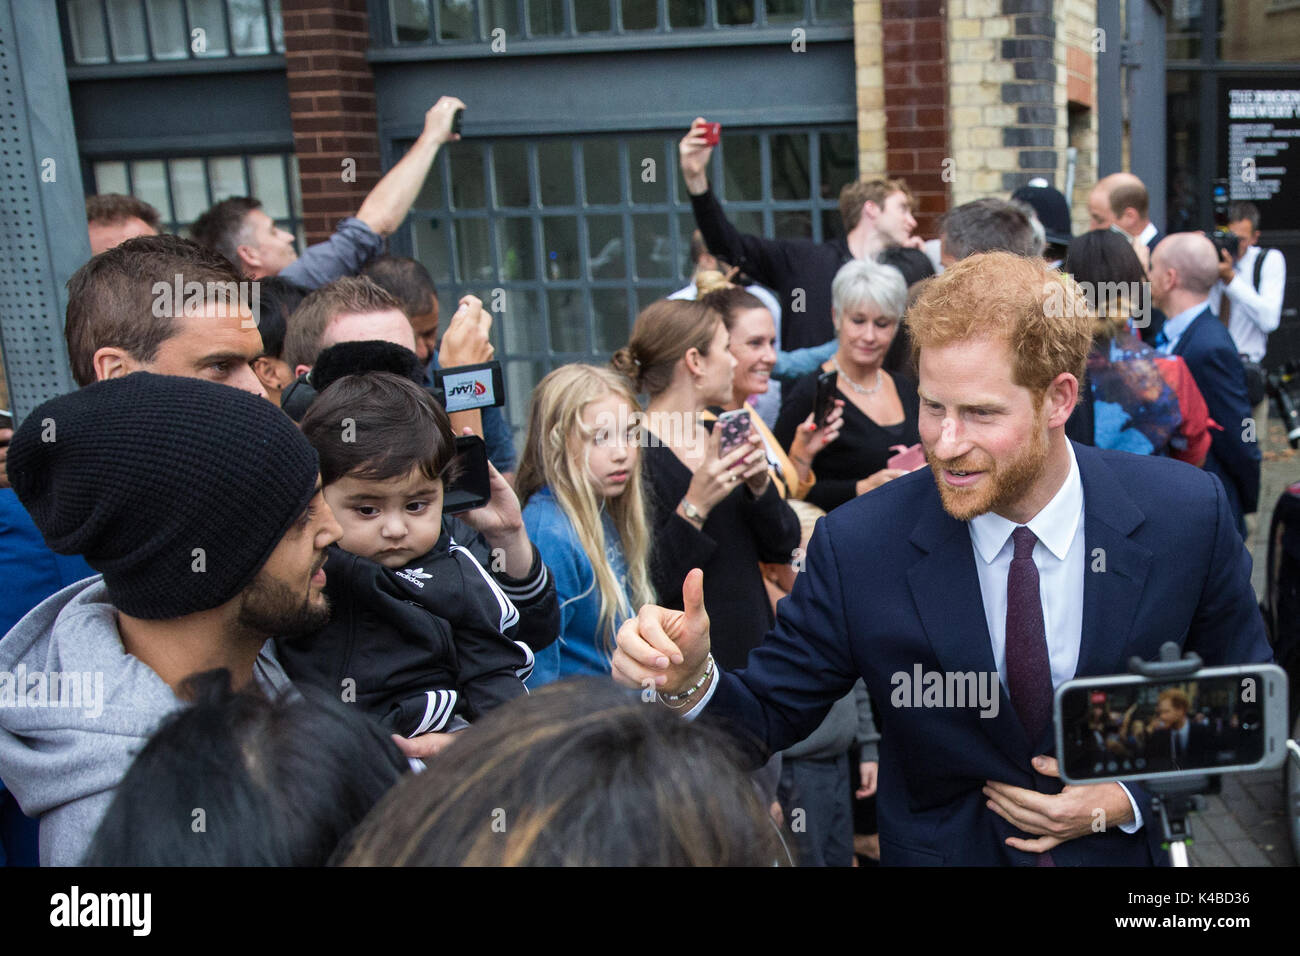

{"left": 773, "top": 258, "right": 921, "bottom": 512}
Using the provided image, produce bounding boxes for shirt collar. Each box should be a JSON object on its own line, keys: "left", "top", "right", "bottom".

{"left": 1138, "top": 221, "right": 1158, "bottom": 245}
{"left": 1160, "top": 302, "right": 1207, "bottom": 348}
{"left": 968, "top": 441, "right": 1083, "bottom": 564}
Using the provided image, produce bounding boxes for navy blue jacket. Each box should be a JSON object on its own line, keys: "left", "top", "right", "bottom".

{"left": 702, "top": 442, "right": 1271, "bottom": 866}
{"left": 1171, "top": 307, "right": 1262, "bottom": 523}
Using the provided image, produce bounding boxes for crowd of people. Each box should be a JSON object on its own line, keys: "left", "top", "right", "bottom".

{"left": 0, "top": 98, "right": 1285, "bottom": 867}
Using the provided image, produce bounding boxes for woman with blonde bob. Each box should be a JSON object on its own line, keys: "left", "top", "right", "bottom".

{"left": 517, "top": 364, "right": 654, "bottom": 685}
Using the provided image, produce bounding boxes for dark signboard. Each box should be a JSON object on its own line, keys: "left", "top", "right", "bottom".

{"left": 1219, "top": 81, "right": 1300, "bottom": 223}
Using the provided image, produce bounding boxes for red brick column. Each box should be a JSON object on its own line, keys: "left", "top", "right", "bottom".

{"left": 881, "top": 0, "right": 951, "bottom": 238}
{"left": 282, "top": 0, "right": 381, "bottom": 245}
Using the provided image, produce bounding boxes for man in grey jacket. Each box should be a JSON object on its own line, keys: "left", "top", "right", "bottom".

{"left": 0, "top": 373, "right": 339, "bottom": 865}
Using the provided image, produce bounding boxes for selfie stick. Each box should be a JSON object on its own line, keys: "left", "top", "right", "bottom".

{"left": 1127, "top": 642, "right": 1210, "bottom": 867}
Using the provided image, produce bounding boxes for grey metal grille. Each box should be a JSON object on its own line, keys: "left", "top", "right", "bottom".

{"left": 0, "top": 2, "right": 85, "bottom": 424}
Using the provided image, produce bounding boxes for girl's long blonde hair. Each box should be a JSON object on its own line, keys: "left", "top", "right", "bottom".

{"left": 516, "top": 364, "right": 655, "bottom": 647}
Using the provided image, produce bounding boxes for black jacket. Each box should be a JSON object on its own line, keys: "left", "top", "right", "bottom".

{"left": 690, "top": 188, "right": 850, "bottom": 351}
{"left": 277, "top": 530, "right": 557, "bottom": 737}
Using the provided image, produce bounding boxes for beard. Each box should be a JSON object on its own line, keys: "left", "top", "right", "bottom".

{"left": 927, "top": 411, "right": 1049, "bottom": 522}
{"left": 236, "top": 561, "right": 330, "bottom": 638}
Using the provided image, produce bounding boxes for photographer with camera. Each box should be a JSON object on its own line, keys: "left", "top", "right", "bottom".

{"left": 1211, "top": 201, "right": 1287, "bottom": 435}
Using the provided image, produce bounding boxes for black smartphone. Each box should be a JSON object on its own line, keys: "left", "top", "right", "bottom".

{"left": 451, "top": 108, "right": 464, "bottom": 137}
{"left": 1054, "top": 664, "right": 1288, "bottom": 785}
{"left": 443, "top": 434, "right": 490, "bottom": 514}
{"left": 813, "top": 370, "right": 838, "bottom": 430}
{"left": 717, "top": 408, "right": 752, "bottom": 457}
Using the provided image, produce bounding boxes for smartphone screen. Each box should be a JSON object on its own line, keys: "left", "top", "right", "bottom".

{"left": 443, "top": 434, "right": 490, "bottom": 514}
{"left": 813, "top": 370, "right": 838, "bottom": 430}
{"left": 1054, "top": 664, "right": 1288, "bottom": 784}
{"left": 717, "top": 409, "right": 752, "bottom": 457}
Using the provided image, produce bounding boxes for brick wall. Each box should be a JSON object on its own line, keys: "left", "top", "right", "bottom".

{"left": 947, "top": 1, "right": 1015, "bottom": 204}
{"left": 880, "top": 0, "right": 950, "bottom": 238}
{"left": 282, "top": 0, "right": 381, "bottom": 245}
{"left": 1060, "top": 0, "right": 1098, "bottom": 237}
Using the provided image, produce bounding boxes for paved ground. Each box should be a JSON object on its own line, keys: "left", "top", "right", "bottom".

{"left": 1188, "top": 417, "right": 1297, "bottom": 867}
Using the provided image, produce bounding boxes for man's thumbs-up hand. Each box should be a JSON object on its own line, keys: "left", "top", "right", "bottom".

{"left": 612, "top": 568, "right": 713, "bottom": 701}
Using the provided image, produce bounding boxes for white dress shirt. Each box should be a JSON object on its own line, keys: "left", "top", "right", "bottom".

{"left": 689, "top": 442, "right": 1143, "bottom": 830}
{"left": 1209, "top": 245, "right": 1287, "bottom": 363}
{"left": 967, "top": 441, "right": 1142, "bottom": 831}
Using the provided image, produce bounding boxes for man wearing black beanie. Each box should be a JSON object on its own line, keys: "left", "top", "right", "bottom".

{"left": 0, "top": 373, "right": 340, "bottom": 866}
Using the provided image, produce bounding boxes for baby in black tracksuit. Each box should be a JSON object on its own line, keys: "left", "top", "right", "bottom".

{"left": 277, "top": 372, "right": 534, "bottom": 736}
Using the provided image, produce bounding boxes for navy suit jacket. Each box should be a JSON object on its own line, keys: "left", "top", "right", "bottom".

{"left": 703, "top": 442, "right": 1271, "bottom": 866}
{"left": 1171, "top": 307, "right": 1261, "bottom": 521}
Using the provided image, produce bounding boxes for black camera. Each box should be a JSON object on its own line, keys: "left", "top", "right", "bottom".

{"left": 1267, "top": 359, "right": 1300, "bottom": 450}
{"left": 1211, "top": 227, "right": 1241, "bottom": 260}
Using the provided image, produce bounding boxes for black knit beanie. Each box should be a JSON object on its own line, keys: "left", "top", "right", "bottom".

{"left": 7, "top": 373, "right": 320, "bottom": 620}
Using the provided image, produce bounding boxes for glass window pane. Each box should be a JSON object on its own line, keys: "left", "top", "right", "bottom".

{"left": 131, "top": 160, "right": 171, "bottom": 220}
{"left": 821, "top": 207, "right": 844, "bottom": 241}
{"left": 766, "top": 0, "right": 803, "bottom": 23}
{"left": 497, "top": 217, "right": 537, "bottom": 280}
{"left": 414, "top": 149, "right": 445, "bottom": 210}
{"left": 676, "top": 213, "right": 698, "bottom": 281}
{"left": 547, "top": 289, "right": 588, "bottom": 352}
{"left": 483, "top": 0, "right": 521, "bottom": 37}
{"left": 669, "top": 0, "right": 706, "bottom": 28}
{"left": 228, "top": 0, "right": 271, "bottom": 54}
{"left": 728, "top": 209, "right": 764, "bottom": 239}
{"left": 504, "top": 360, "right": 547, "bottom": 429}
{"left": 169, "top": 158, "right": 209, "bottom": 223}
{"left": 575, "top": 0, "right": 610, "bottom": 32}
{"left": 249, "top": 154, "right": 290, "bottom": 219}
{"left": 208, "top": 156, "right": 247, "bottom": 202}
{"left": 621, "top": 0, "right": 656, "bottom": 30}
{"left": 454, "top": 218, "right": 494, "bottom": 282}
{"left": 438, "top": 0, "right": 475, "bottom": 40}
{"left": 94, "top": 161, "right": 130, "bottom": 196}
{"left": 820, "top": 130, "right": 856, "bottom": 200}
{"left": 773, "top": 209, "right": 813, "bottom": 239}
{"left": 66, "top": 0, "right": 110, "bottom": 64}
{"left": 492, "top": 142, "right": 531, "bottom": 208}
{"left": 288, "top": 154, "right": 302, "bottom": 217}
{"left": 721, "top": 133, "right": 762, "bottom": 202}
{"left": 187, "top": 0, "right": 230, "bottom": 56}
{"left": 498, "top": 290, "right": 546, "bottom": 354}
{"left": 1219, "top": 5, "right": 1300, "bottom": 62}
{"left": 107, "top": 0, "right": 149, "bottom": 62}
{"left": 391, "top": 0, "right": 431, "bottom": 42}
{"left": 1165, "top": 71, "right": 1201, "bottom": 234}
{"left": 637, "top": 284, "right": 673, "bottom": 316}
{"left": 586, "top": 214, "right": 625, "bottom": 279}
{"left": 542, "top": 217, "right": 580, "bottom": 279}
{"left": 410, "top": 216, "right": 452, "bottom": 284}
{"left": 538, "top": 141, "right": 575, "bottom": 207}
{"left": 814, "top": 0, "right": 851, "bottom": 21}
{"left": 633, "top": 214, "right": 673, "bottom": 279}
{"left": 145, "top": 0, "right": 188, "bottom": 59}
{"left": 628, "top": 135, "right": 667, "bottom": 205}
{"left": 717, "top": 0, "right": 757, "bottom": 25}
{"left": 527, "top": 0, "right": 566, "bottom": 36}
{"left": 270, "top": 0, "right": 284, "bottom": 51}
{"left": 592, "top": 288, "right": 631, "bottom": 353}
{"left": 771, "top": 133, "right": 810, "bottom": 200}
{"left": 449, "top": 144, "right": 486, "bottom": 209}
{"left": 582, "top": 139, "right": 621, "bottom": 206}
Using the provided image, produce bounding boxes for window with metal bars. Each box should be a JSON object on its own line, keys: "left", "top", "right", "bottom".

{"left": 61, "top": 0, "right": 284, "bottom": 64}
{"left": 393, "top": 125, "right": 856, "bottom": 434}
{"left": 379, "top": 0, "right": 851, "bottom": 46}
{"left": 87, "top": 152, "right": 304, "bottom": 249}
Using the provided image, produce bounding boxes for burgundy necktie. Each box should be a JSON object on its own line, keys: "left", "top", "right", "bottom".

{"left": 1005, "top": 526, "right": 1057, "bottom": 866}
{"left": 1006, "top": 527, "right": 1052, "bottom": 743}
